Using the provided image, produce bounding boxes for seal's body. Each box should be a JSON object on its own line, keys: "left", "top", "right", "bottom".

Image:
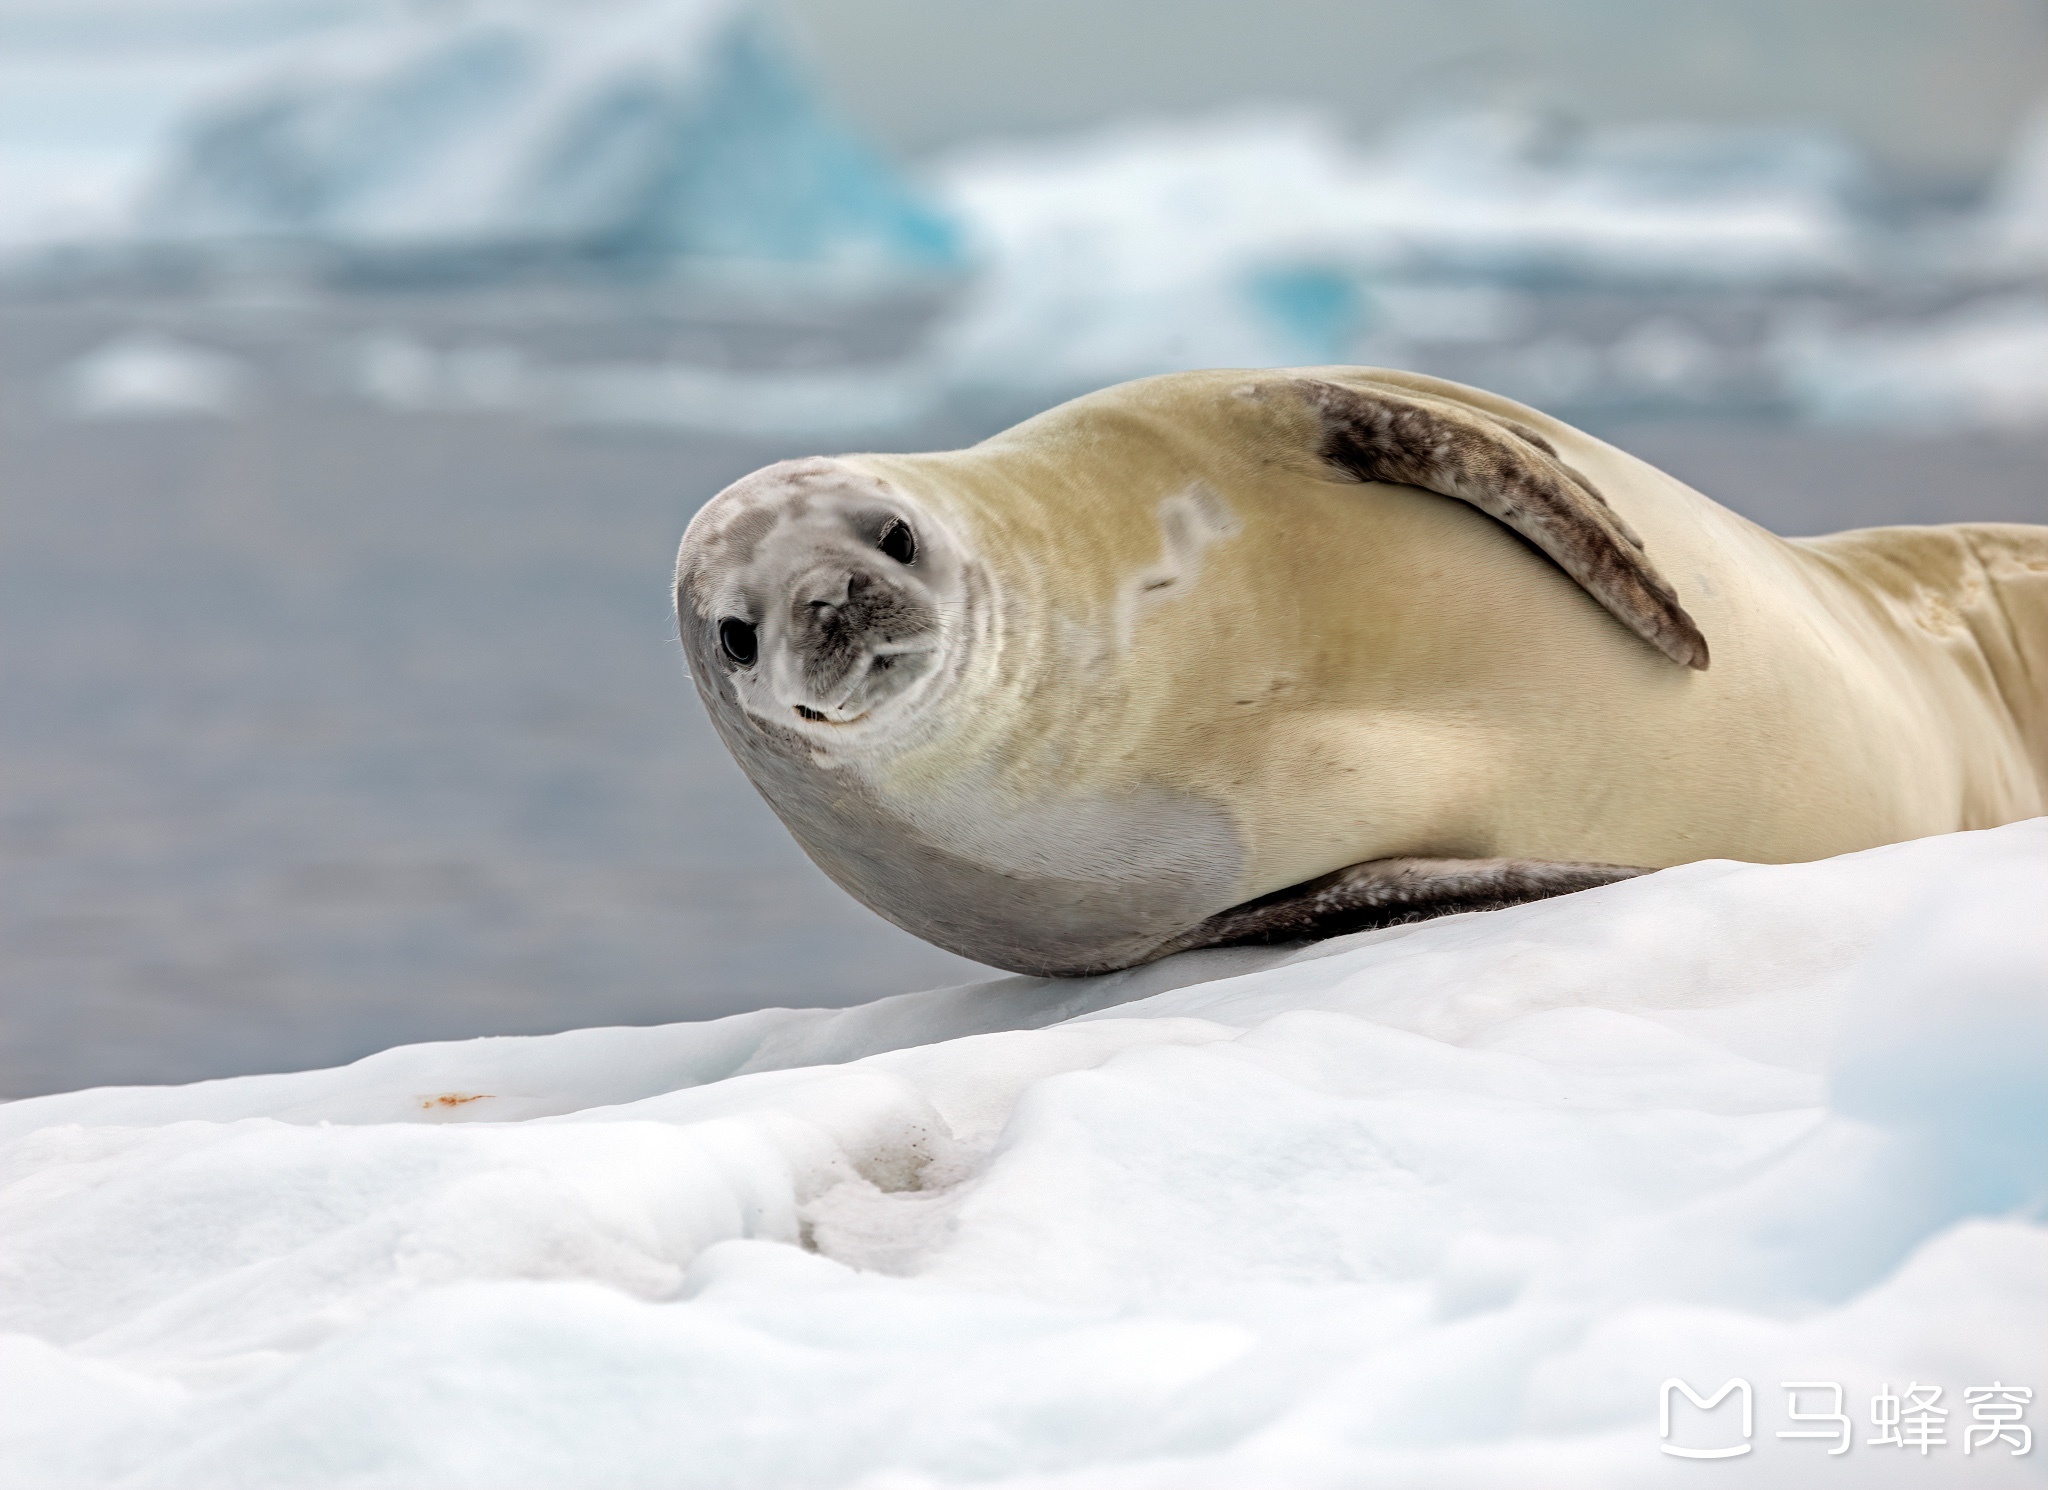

{"left": 676, "top": 368, "right": 2047, "bottom": 975}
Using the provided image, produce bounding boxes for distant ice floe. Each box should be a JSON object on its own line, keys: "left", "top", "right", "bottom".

{"left": 918, "top": 109, "right": 2048, "bottom": 428}
{"left": 929, "top": 110, "right": 1867, "bottom": 387}
{"left": 1776, "top": 296, "right": 2048, "bottom": 431}
{"left": 342, "top": 329, "right": 940, "bottom": 436}
{"left": 1, "top": 821, "right": 2041, "bottom": 1485}
{"left": 1976, "top": 105, "right": 2048, "bottom": 277}
{"left": 54, "top": 330, "right": 251, "bottom": 417}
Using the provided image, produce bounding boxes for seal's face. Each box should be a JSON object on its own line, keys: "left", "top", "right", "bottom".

{"left": 676, "top": 458, "right": 970, "bottom": 745}
{"left": 677, "top": 454, "right": 1243, "bottom": 979}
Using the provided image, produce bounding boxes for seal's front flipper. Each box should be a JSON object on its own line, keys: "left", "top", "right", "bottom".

{"left": 1157, "top": 857, "right": 1648, "bottom": 956}
{"left": 1296, "top": 378, "right": 1711, "bottom": 670}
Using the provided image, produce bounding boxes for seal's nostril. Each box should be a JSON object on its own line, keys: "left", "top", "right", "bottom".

{"left": 846, "top": 571, "right": 871, "bottom": 598}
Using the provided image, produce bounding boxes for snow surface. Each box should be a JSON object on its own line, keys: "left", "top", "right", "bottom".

{"left": 4, "top": 821, "right": 2043, "bottom": 1488}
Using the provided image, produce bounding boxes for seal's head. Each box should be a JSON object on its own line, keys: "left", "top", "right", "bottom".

{"left": 675, "top": 457, "right": 972, "bottom": 746}
{"left": 676, "top": 451, "right": 1246, "bottom": 980}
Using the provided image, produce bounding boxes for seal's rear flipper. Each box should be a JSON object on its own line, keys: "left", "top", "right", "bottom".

{"left": 1156, "top": 857, "right": 1649, "bottom": 956}
{"left": 1295, "top": 378, "right": 1711, "bottom": 670}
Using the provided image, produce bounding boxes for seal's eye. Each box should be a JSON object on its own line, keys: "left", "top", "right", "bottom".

{"left": 718, "top": 618, "right": 758, "bottom": 666}
{"left": 877, "top": 519, "right": 916, "bottom": 565}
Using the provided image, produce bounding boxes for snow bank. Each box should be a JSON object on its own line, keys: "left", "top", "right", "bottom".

{"left": 4, "top": 821, "right": 2042, "bottom": 1487}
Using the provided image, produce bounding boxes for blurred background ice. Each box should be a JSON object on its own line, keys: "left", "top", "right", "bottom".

{"left": 2, "top": 0, "right": 2043, "bottom": 1096}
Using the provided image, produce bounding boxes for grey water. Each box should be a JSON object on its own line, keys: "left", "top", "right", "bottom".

{"left": 3, "top": 292, "right": 2043, "bottom": 1099}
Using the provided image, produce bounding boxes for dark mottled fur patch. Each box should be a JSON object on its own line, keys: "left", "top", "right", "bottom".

{"left": 1300, "top": 379, "right": 1709, "bottom": 670}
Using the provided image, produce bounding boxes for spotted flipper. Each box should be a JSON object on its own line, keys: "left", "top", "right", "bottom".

{"left": 1298, "top": 377, "right": 1710, "bottom": 670}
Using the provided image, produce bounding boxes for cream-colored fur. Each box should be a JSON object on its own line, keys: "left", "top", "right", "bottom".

{"left": 850, "top": 368, "right": 2042, "bottom": 886}
{"left": 677, "top": 367, "right": 2046, "bottom": 973}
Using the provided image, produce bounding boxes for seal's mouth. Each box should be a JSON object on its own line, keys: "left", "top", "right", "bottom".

{"left": 782, "top": 624, "right": 941, "bottom": 730}
{"left": 794, "top": 705, "right": 870, "bottom": 726}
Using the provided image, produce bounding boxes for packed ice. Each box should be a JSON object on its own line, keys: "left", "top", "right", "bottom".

{"left": 4, "top": 821, "right": 2042, "bottom": 1487}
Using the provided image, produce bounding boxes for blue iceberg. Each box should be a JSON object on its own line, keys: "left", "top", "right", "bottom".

{"left": 139, "top": 0, "right": 962, "bottom": 281}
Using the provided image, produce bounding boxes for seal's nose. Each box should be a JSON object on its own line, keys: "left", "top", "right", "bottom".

{"left": 798, "top": 567, "right": 871, "bottom": 616}
{"left": 783, "top": 559, "right": 939, "bottom": 718}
